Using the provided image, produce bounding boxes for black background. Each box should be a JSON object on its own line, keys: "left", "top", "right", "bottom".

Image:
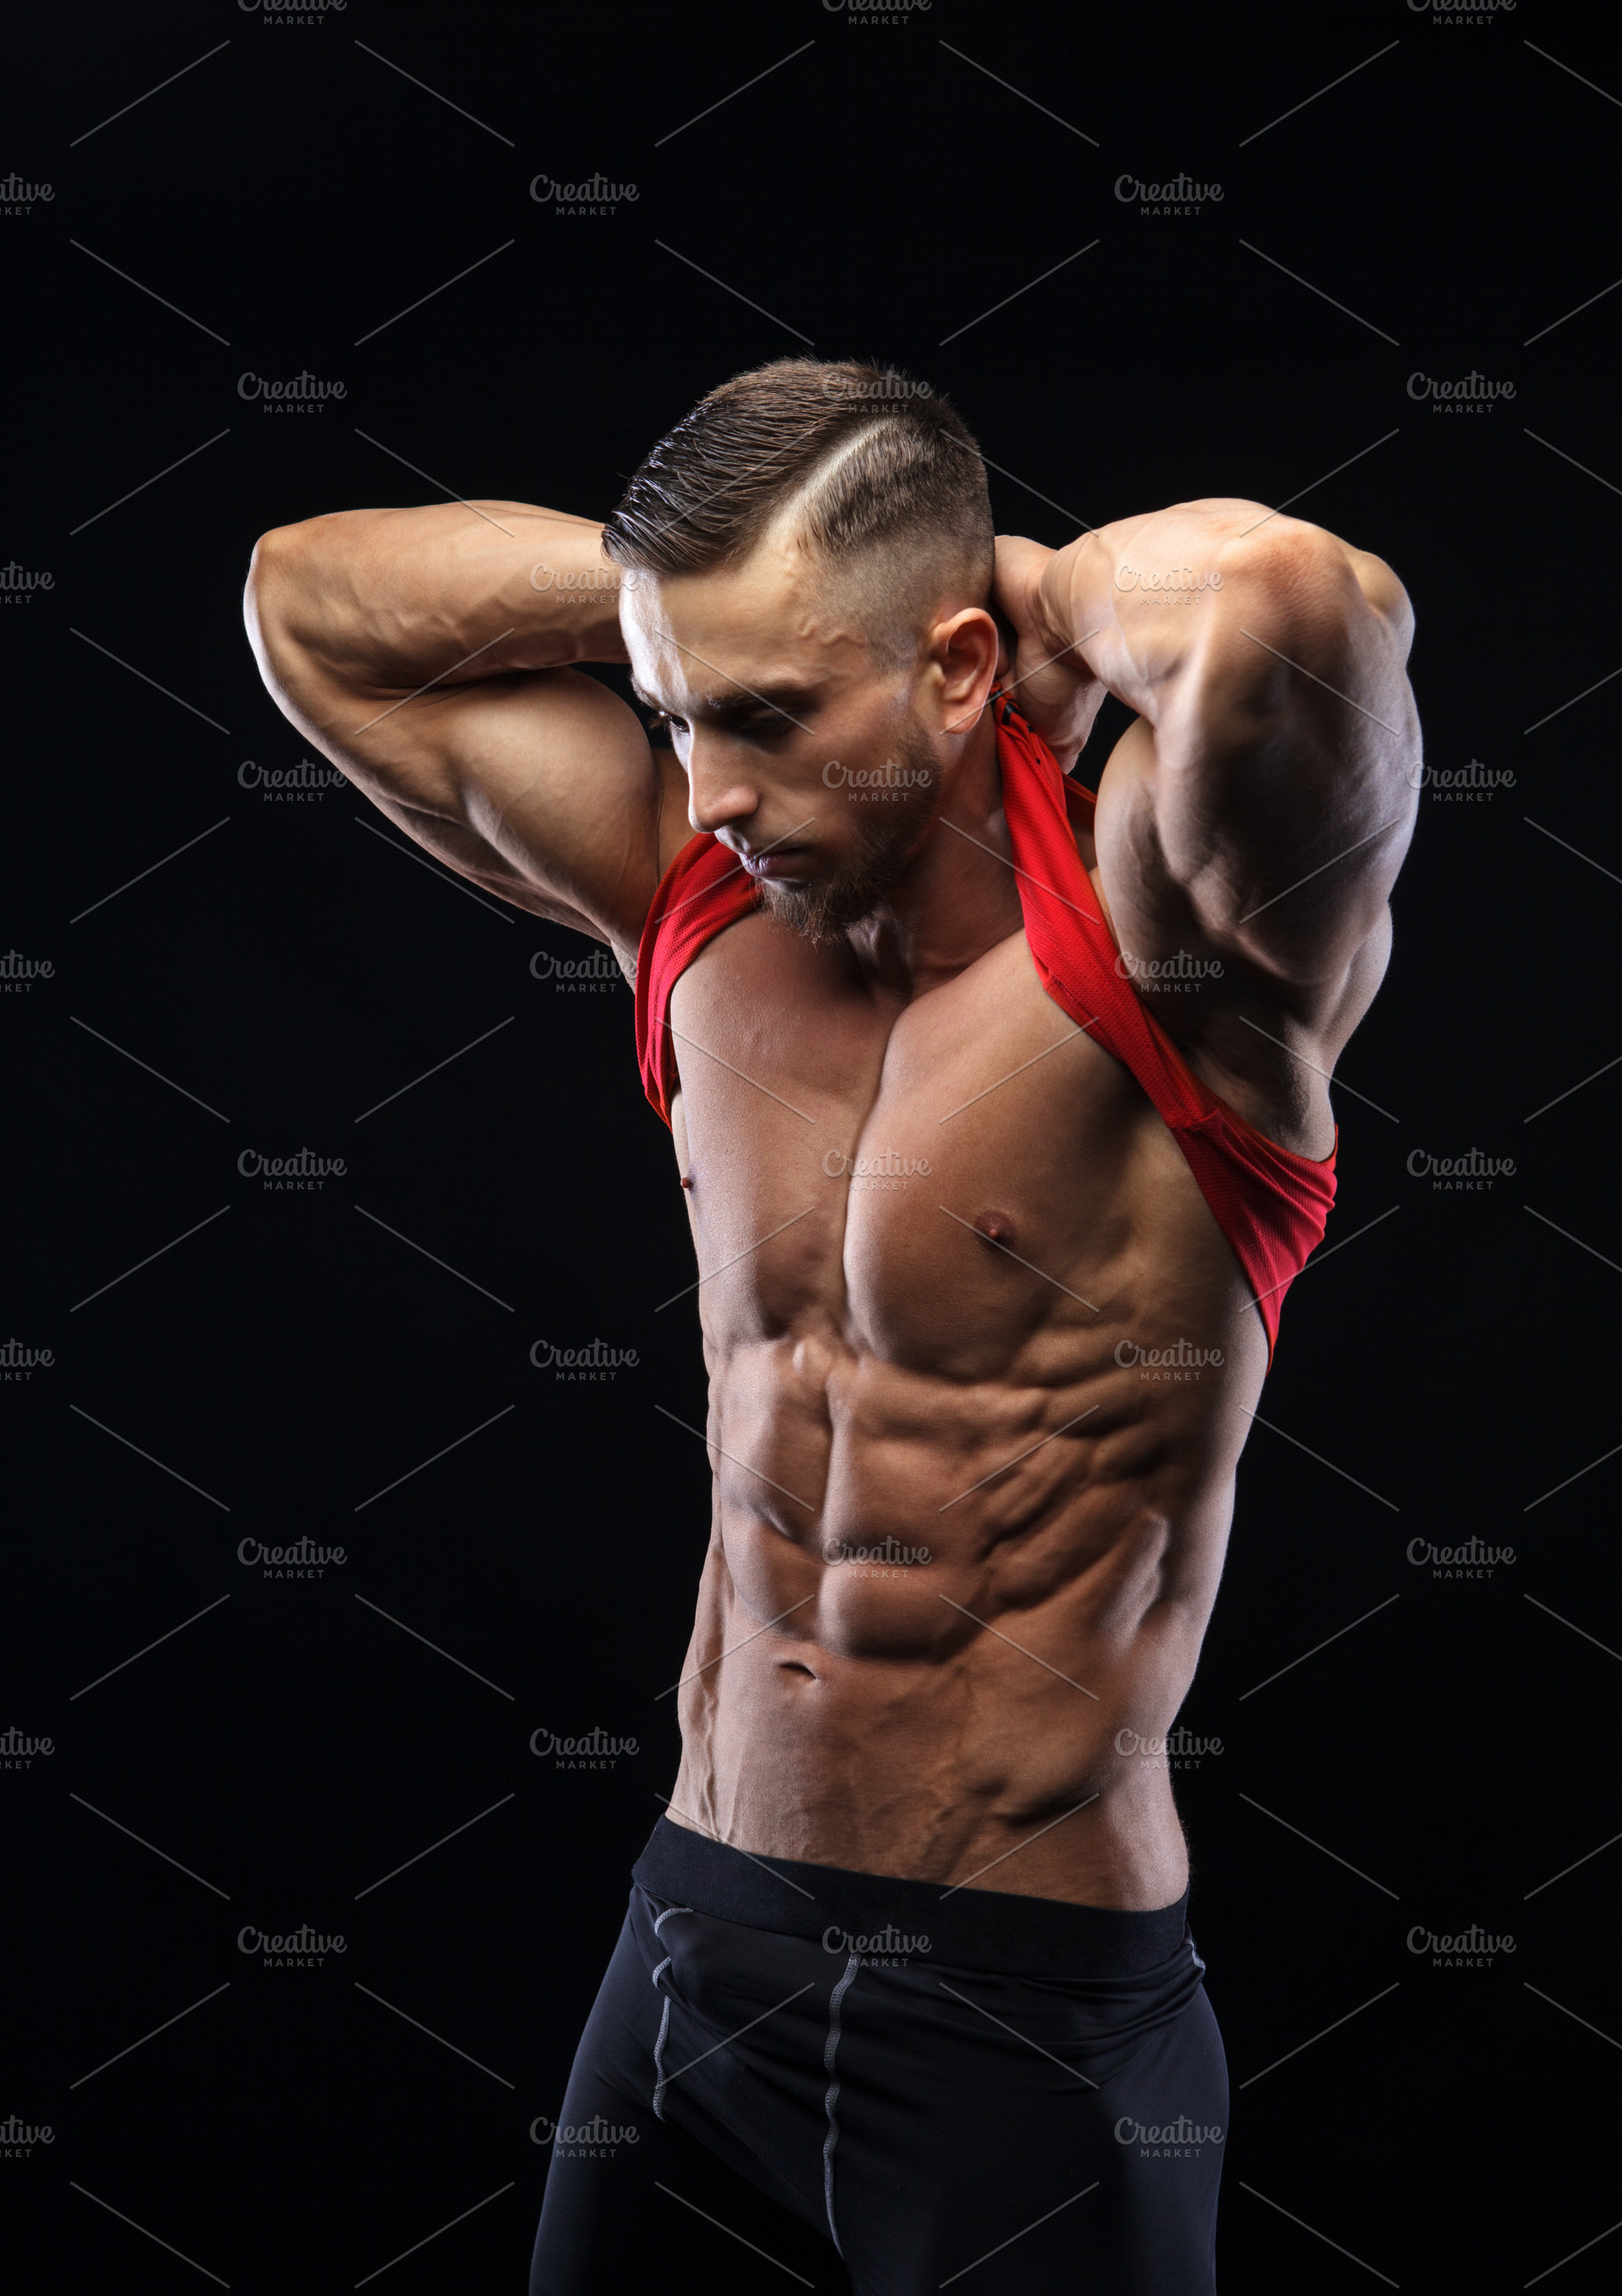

{"left": 5, "top": 1, "right": 1620, "bottom": 2289}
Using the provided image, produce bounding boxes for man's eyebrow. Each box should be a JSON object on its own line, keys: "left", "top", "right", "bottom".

{"left": 628, "top": 679, "right": 820, "bottom": 723}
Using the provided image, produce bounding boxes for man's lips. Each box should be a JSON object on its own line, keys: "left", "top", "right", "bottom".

{"left": 737, "top": 846, "right": 810, "bottom": 879}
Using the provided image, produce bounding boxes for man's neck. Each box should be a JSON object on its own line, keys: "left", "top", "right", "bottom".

{"left": 844, "top": 714, "right": 1023, "bottom": 1001}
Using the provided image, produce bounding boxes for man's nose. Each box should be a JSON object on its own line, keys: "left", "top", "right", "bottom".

{"left": 685, "top": 739, "right": 758, "bottom": 838}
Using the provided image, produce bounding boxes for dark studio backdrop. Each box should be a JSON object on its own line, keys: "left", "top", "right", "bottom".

{"left": 4, "top": 1, "right": 1618, "bottom": 2289}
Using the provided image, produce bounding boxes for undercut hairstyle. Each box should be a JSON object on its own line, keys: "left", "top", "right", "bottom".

{"left": 602, "top": 360, "right": 995, "bottom": 667}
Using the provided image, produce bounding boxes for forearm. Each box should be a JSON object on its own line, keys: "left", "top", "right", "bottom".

{"left": 247, "top": 499, "right": 627, "bottom": 704}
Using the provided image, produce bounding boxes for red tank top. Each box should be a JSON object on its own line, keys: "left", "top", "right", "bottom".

{"left": 634, "top": 699, "right": 1337, "bottom": 1351}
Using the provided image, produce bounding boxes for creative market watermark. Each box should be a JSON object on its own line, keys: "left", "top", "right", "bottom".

{"left": 1116, "top": 949, "right": 1224, "bottom": 992}
{"left": 237, "top": 1923, "right": 346, "bottom": 1967}
{"left": 238, "top": 1536, "right": 347, "bottom": 1580}
{"left": 0, "top": 175, "right": 53, "bottom": 216}
{"left": 821, "top": 370, "right": 932, "bottom": 398}
{"left": 531, "top": 2112, "right": 640, "bottom": 2157}
{"left": 237, "top": 371, "right": 346, "bottom": 414}
{"left": 529, "top": 1727, "right": 639, "bottom": 1770}
{"left": 529, "top": 1338, "right": 639, "bottom": 1382}
{"left": 1114, "top": 2114, "right": 1225, "bottom": 2158}
{"left": 822, "top": 1922, "right": 932, "bottom": 1964}
{"left": 1406, "top": 0, "right": 1516, "bottom": 23}
{"left": 822, "top": 1147, "right": 932, "bottom": 1192}
{"left": 1407, "top": 1923, "right": 1514, "bottom": 1966}
{"left": 0, "top": 561, "right": 53, "bottom": 601}
{"left": 529, "top": 173, "right": 637, "bottom": 217}
{"left": 0, "top": 2116, "right": 52, "bottom": 2157}
{"left": 1407, "top": 757, "right": 1514, "bottom": 802}
{"left": 1406, "top": 1535, "right": 1514, "bottom": 1581}
{"left": 1406, "top": 370, "right": 1514, "bottom": 413}
{"left": 1115, "top": 173, "right": 1223, "bottom": 217}
{"left": 1115, "top": 1337, "right": 1225, "bottom": 1383}
{"left": 529, "top": 947, "right": 626, "bottom": 993}
{"left": 822, "top": 757, "right": 934, "bottom": 804}
{"left": 823, "top": 1535, "right": 933, "bottom": 1580}
{"left": 823, "top": 0, "right": 932, "bottom": 25}
{"left": 1, "top": 1728, "right": 54, "bottom": 1770}
{"left": 0, "top": 951, "right": 53, "bottom": 993}
{"left": 1114, "top": 564, "right": 1224, "bottom": 600}
{"left": 0, "top": 1340, "right": 53, "bottom": 1382}
{"left": 238, "top": 756, "right": 345, "bottom": 801}
{"left": 238, "top": 0, "right": 348, "bottom": 27}
{"left": 237, "top": 1148, "right": 347, "bottom": 1192}
{"left": 1405, "top": 1148, "right": 1513, "bottom": 1192}
{"left": 1114, "top": 1725, "right": 1224, "bottom": 1771}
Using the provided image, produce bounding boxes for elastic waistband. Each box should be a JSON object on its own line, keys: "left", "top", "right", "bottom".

{"left": 632, "top": 1818, "right": 1190, "bottom": 1981}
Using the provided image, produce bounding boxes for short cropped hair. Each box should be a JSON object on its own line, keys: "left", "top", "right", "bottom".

{"left": 602, "top": 359, "right": 994, "bottom": 664}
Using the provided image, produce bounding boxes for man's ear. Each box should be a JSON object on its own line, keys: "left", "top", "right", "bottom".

{"left": 926, "top": 605, "right": 1002, "bottom": 732}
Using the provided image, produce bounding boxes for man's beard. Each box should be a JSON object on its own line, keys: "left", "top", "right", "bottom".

{"left": 758, "top": 723, "right": 942, "bottom": 945}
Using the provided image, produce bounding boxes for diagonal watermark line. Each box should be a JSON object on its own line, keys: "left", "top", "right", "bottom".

{"left": 71, "top": 39, "right": 232, "bottom": 145}
{"left": 1526, "top": 427, "right": 1622, "bottom": 502}
{"left": 70, "top": 628, "right": 231, "bottom": 734}
{"left": 938, "top": 1979, "right": 1101, "bottom": 2087}
{"left": 1239, "top": 630, "right": 1405, "bottom": 739}
{"left": 655, "top": 2182, "right": 814, "bottom": 2285}
{"left": 1525, "top": 815, "right": 1622, "bottom": 889}
{"left": 352, "top": 430, "right": 516, "bottom": 535}
{"left": 1238, "top": 429, "right": 1402, "bottom": 536}
{"left": 353, "top": 1404, "right": 515, "bottom": 1512}
{"left": 354, "top": 1204, "right": 514, "bottom": 1311}
{"left": 71, "top": 1592, "right": 232, "bottom": 1701}
{"left": 353, "top": 1016, "right": 515, "bottom": 1123}
{"left": 1240, "top": 1593, "right": 1399, "bottom": 1701}
{"left": 355, "top": 1593, "right": 514, "bottom": 1699}
{"left": 70, "top": 1015, "right": 230, "bottom": 1123}
{"left": 941, "top": 241, "right": 1099, "bottom": 347}
{"left": 70, "top": 1793, "right": 229, "bottom": 1899}
{"left": 937, "top": 813, "right": 1110, "bottom": 932}
{"left": 666, "top": 1021, "right": 815, "bottom": 1122}
{"left": 1239, "top": 2183, "right": 1397, "bottom": 2287}
{"left": 1524, "top": 1436, "right": 1622, "bottom": 1514}
{"left": 1237, "top": 1013, "right": 1399, "bottom": 1123}
{"left": 658, "top": 1982, "right": 816, "bottom": 2092}
{"left": 938, "top": 1406, "right": 1100, "bottom": 1513}
{"left": 353, "top": 41, "right": 513, "bottom": 143}
{"left": 1237, "top": 813, "right": 1407, "bottom": 928}
{"left": 656, "top": 1205, "right": 816, "bottom": 1313}
{"left": 1525, "top": 1204, "right": 1622, "bottom": 1279}
{"left": 70, "top": 1404, "right": 230, "bottom": 1512}
{"left": 1525, "top": 1981, "right": 1622, "bottom": 2055}
{"left": 659, "top": 634, "right": 818, "bottom": 734}
{"left": 71, "top": 816, "right": 230, "bottom": 923}
{"left": 354, "top": 1981, "right": 513, "bottom": 2084}
{"left": 1239, "top": 241, "right": 1399, "bottom": 344}
{"left": 655, "top": 40, "right": 815, "bottom": 145}
{"left": 652, "top": 1793, "right": 817, "bottom": 1899}
{"left": 71, "top": 1981, "right": 233, "bottom": 2088}
{"left": 71, "top": 429, "right": 232, "bottom": 535}
{"left": 355, "top": 240, "right": 515, "bottom": 346}
{"left": 1241, "top": 1204, "right": 1401, "bottom": 1317}
{"left": 937, "top": 41, "right": 1098, "bottom": 143}
{"left": 1524, "top": 1593, "right": 1622, "bottom": 1668}
{"left": 1525, "top": 1825, "right": 1622, "bottom": 1901}
{"left": 70, "top": 2184, "right": 229, "bottom": 2286}
{"left": 352, "top": 625, "right": 519, "bottom": 735}
{"left": 1526, "top": 274, "right": 1622, "bottom": 347}
{"left": 937, "top": 1025, "right": 1094, "bottom": 1124}
{"left": 938, "top": 1205, "right": 1099, "bottom": 1311}
{"left": 938, "top": 1594, "right": 1100, "bottom": 1699}
{"left": 655, "top": 241, "right": 814, "bottom": 343}
{"left": 653, "top": 1404, "right": 816, "bottom": 1515}
{"left": 71, "top": 1204, "right": 231, "bottom": 1313}
{"left": 1523, "top": 1049, "right": 1622, "bottom": 1126}
{"left": 1241, "top": 1404, "right": 1398, "bottom": 1511}
{"left": 70, "top": 240, "right": 229, "bottom": 345}
{"left": 1522, "top": 659, "right": 1622, "bottom": 737}
{"left": 656, "top": 1600, "right": 817, "bottom": 1702}
{"left": 1240, "top": 1793, "right": 1397, "bottom": 1898}
{"left": 1239, "top": 39, "right": 1399, "bottom": 145}
{"left": 353, "top": 2182, "right": 515, "bottom": 2286}
{"left": 938, "top": 1793, "right": 1100, "bottom": 1898}
{"left": 939, "top": 2186, "right": 1099, "bottom": 2284}
{"left": 353, "top": 816, "right": 514, "bottom": 919}
{"left": 1239, "top": 1981, "right": 1400, "bottom": 2088}
{"left": 1524, "top": 40, "right": 1622, "bottom": 111}
{"left": 354, "top": 1793, "right": 516, "bottom": 1900}
{"left": 1526, "top": 2217, "right": 1622, "bottom": 2289}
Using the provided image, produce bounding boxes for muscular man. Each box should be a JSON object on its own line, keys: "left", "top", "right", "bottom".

{"left": 246, "top": 361, "right": 1418, "bottom": 2294}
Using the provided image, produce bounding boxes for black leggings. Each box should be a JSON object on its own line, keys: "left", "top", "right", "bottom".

{"left": 530, "top": 1821, "right": 1227, "bottom": 2294}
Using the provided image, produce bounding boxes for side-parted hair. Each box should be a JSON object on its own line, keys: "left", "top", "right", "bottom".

{"left": 602, "top": 359, "right": 994, "bottom": 662}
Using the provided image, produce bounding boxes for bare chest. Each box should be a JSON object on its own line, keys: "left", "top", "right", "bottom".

{"left": 666, "top": 910, "right": 1243, "bottom": 1381}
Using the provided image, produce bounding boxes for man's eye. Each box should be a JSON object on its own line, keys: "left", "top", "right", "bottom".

{"left": 646, "top": 709, "right": 686, "bottom": 739}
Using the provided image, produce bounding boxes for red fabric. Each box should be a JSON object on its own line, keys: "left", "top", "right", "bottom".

{"left": 634, "top": 701, "right": 1337, "bottom": 1350}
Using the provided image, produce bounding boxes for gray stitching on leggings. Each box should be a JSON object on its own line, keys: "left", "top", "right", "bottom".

{"left": 651, "top": 1996, "right": 673, "bottom": 2120}
{"left": 822, "top": 1953, "right": 863, "bottom": 2256}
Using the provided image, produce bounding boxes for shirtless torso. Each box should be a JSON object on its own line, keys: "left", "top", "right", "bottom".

{"left": 246, "top": 484, "right": 1419, "bottom": 1915}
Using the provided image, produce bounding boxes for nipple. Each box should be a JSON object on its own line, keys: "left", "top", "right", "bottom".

{"left": 975, "top": 1211, "right": 1017, "bottom": 1248}
{"left": 680, "top": 1173, "right": 695, "bottom": 1191}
